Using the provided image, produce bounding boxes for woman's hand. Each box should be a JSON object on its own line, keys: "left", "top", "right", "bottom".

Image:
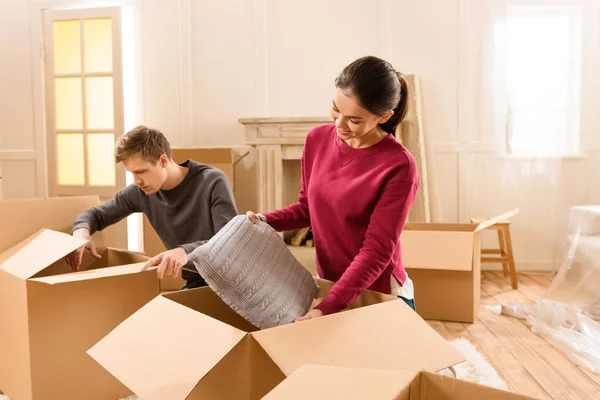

{"left": 295, "top": 309, "right": 324, "bottom": 322}
{"left": 246, "top": 211, "right": 260, "bottom": 224}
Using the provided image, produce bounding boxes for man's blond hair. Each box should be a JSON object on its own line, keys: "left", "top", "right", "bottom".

{"left": 115, "top": 125, "right": 172, "bottom": 163}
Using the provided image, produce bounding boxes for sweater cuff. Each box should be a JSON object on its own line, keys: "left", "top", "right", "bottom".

{"left": 256, "top": 213, "right": 267, "bottom": 223}
{"left": 315, "top": 292, "right": 346, "bottom": 315}
{"left": 180, "top": 241, "right": 207, "bottom": 255}
{"left": 71, "top": 222, "right": 92, "bottom": 235}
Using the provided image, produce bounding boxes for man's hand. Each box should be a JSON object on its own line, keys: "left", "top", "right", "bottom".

{"left": 65, "top": 228, "right": 102, "bottom": 271}
{"left": 295, "top": 308, "right": 324, "bottom": 322}
{"left": 141, "top": 247, "right": 189, "bottom": 279}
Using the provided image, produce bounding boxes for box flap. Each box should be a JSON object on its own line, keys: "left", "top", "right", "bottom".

{"left": 262, "top": 365, "right": 418, "bottom": 399}
{"left": 29, "top": 263, "right": 148, "bottom": 284}
{"left": 404, "top": 222, "right": 478, "bottom": 232}
{"left": 252, "top": 300, "right": 464, "bottom": 376}
{"left": 87, "top": 295, "right": 247, "bottom": 400}
{"left": 0, "top": 229, "right": 87, "bottom": 280}
{"left": 419, "top": 371, "right": 536, "bottom": 399}
{"left": 474, "top": 208, "right": 519, "bottom": 232}
{"left": 401, "top": 231, "right": 475, "bottom": 271}
{"left": 0, "top": 195, "right": 103, "bottom": 253}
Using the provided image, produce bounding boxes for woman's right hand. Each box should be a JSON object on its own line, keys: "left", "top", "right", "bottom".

{"left": 246, "top": 211, "right": 260, "bottom": 224}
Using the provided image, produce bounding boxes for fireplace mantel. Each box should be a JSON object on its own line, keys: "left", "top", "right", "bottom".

{"left": 240, "top": 117, "right": 331, "bottom": 212}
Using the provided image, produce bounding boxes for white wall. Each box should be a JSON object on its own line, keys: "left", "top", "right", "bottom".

{"left": 0, "top": 0, "right": 39, "bottom": 199}
{"left": 1, "top": 0, "right": 599, "bottom": 271}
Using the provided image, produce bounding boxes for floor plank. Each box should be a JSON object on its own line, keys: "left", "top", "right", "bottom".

{"left": 428, "top": 272, "right": 600, "bottom": 400}
{"left": 485, "top": 275, "right": 599, "bottom": 400}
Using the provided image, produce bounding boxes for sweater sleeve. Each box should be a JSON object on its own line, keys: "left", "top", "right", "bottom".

{"left": 315, "top": 176, "right": 419, "bottom": 315}
{"left": 72, "top": 185, "right": 142, "bottom": 234}
{"left": 262, "top": 145, "right": 311, "bottom": 232}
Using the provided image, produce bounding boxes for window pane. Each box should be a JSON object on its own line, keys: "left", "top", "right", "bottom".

{"left": 88, "top": 134, "right": 116, "bottom": 186}
{"left": 84, "top": 18, "right": 112, "bottom": 73}
{"left": 53, "top": 20, "right": 81, "bottom": 74}
{"left": 57, "top": 134, "right": 84, "bottom": 185}
{"left": 510, "top": 110, "right": 568, "bottom": 157}
{"left": 55, "top": 78, "right": 83, "bottom": 130}
{"left": 504, "top": 6, "right": 582, "bottom": 156}
{"left": 86, "top": 77, "right": 114, "bottom": 129}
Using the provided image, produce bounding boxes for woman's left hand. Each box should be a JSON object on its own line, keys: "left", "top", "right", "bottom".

{"left": 295, "top": 309, "right": 324, "bottom": 322}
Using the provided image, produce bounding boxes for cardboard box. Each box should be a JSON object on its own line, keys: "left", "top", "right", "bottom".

{"left": 143, "top": 147, "right": 256, "bottom": 291}
{"left": 401, "top": 209, "right": 519, "bottom": 323}
{"left": 0, "top": 196, "right": 160, "bottom": 400}
{"left": 0, "top": 195, "right": 109, "bottom": 253}
{"left": 88, "top": 279, "right": 465, "bottom": 399}
{"left": 142, "top": 213, "right": 185, "bottom": 291}
{"left": 262, "top": 364, "right": 535, "bottom": 399}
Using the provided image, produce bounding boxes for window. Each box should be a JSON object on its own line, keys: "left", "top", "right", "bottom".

{"left": 44, "top": 7, "right": 124, "bottom": 193}
{"left": 500, "top": 4, "right": 582, "bottom": 157}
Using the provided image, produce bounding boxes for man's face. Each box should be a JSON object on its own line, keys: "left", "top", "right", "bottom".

{"left": 122, "top": 153, "right": 168, "bottom": 195}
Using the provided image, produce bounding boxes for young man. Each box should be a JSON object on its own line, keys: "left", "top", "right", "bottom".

{"left": 67, "top": 125, "right": 238, "bottom": 289}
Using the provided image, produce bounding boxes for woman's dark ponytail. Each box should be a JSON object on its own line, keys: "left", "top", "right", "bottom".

{"left": 335, "top": 56, "right": 409, "bottom": 135}
{"left": 380, "top": 72, "right": 409, "bottom": 134}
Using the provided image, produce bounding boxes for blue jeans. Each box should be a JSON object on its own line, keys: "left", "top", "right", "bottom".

{"left": 399, "top": 296, "right": 416, "bottom": 311}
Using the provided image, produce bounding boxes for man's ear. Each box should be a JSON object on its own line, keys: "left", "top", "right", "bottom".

{"left": 159, "top": 154, "right": 169, "bottom": 167}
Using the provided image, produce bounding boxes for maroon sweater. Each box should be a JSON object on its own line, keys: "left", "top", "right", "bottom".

{"left": 264, "top": 124, "right": 419, "bottom": 315}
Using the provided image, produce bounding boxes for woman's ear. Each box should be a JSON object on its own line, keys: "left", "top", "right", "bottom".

{"left": 378, "top": 110, "right": 394, "bottom": 124}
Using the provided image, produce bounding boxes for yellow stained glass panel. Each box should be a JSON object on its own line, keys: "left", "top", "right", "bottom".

{"left": 55, "top": 78, "right": 83, "bottom": 130}
{"left": 86, "top": 77, "right": 114, "bottom": 129}
{"left": 57, "top": 134, "right": 84, "bottom": 185}
{"left": 53, "top": 20, "right": 81, "bottom": 74}
{"left": 84, "top": 18, "right": 112, "bottom": 73}
{"left": 88, "top": 134, "right": 116, "bottom": 186}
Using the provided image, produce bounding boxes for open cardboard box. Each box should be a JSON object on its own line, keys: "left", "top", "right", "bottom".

{"left": 88, "top": 279, "right": 465, "bottom": 399}
{"left": 0, "top": 196, "right": 161, "bottom": 400}
{"left": 262, "top": 364, "right": 535, "bottom": 399}
{"left": 401, "top": 209, "right": 519, "bottom": 323}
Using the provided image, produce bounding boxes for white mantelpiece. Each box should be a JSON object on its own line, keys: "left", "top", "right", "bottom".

{"left": 240, "top": 117, "right": 331, "bottom": 212}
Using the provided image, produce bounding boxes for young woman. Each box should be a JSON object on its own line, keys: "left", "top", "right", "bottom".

{"left": 247, "top": 56, "right": 419, "bottom": 321}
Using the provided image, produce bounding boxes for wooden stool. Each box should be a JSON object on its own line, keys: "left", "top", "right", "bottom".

{"left": 470, "top": 217, "right": 518, "bottom": 289}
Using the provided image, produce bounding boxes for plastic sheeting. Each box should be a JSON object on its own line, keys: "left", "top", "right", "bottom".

{"left": 487, "top": 205, "right": 600, "bottom": 373}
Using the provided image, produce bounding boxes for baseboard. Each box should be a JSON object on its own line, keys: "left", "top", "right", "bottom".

{"left": 482, "top": 260, "right": 559, "bottom": 272}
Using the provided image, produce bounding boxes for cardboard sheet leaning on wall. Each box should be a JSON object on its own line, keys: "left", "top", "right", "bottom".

{"left": 487, "top": 205, "right": 600, "bottom": 373}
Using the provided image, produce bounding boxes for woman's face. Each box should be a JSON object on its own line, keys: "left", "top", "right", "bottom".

{"left": 330, "top": 87, "right": 391, "bottom": 142}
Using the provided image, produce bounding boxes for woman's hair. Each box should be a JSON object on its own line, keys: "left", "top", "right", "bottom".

{"left": 334, "top": 56, "right": 409, "bottom": 134}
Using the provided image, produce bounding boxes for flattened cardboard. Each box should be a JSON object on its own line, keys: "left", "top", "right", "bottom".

{"left": 0, "top": 211, "right": 160, "bottom": 400}
{"left": 401, "top": 209, "right": 519, "bottom": 323}
{"left": 88, "top": 278, "right": 465, "bottom": 399}
{"left": 262, "top": 365, "right": 536, "bottom": 400}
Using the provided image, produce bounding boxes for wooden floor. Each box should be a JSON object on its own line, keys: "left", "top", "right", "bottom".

{"left": 427, "top": 271, "right": 600, "bottom": 400}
